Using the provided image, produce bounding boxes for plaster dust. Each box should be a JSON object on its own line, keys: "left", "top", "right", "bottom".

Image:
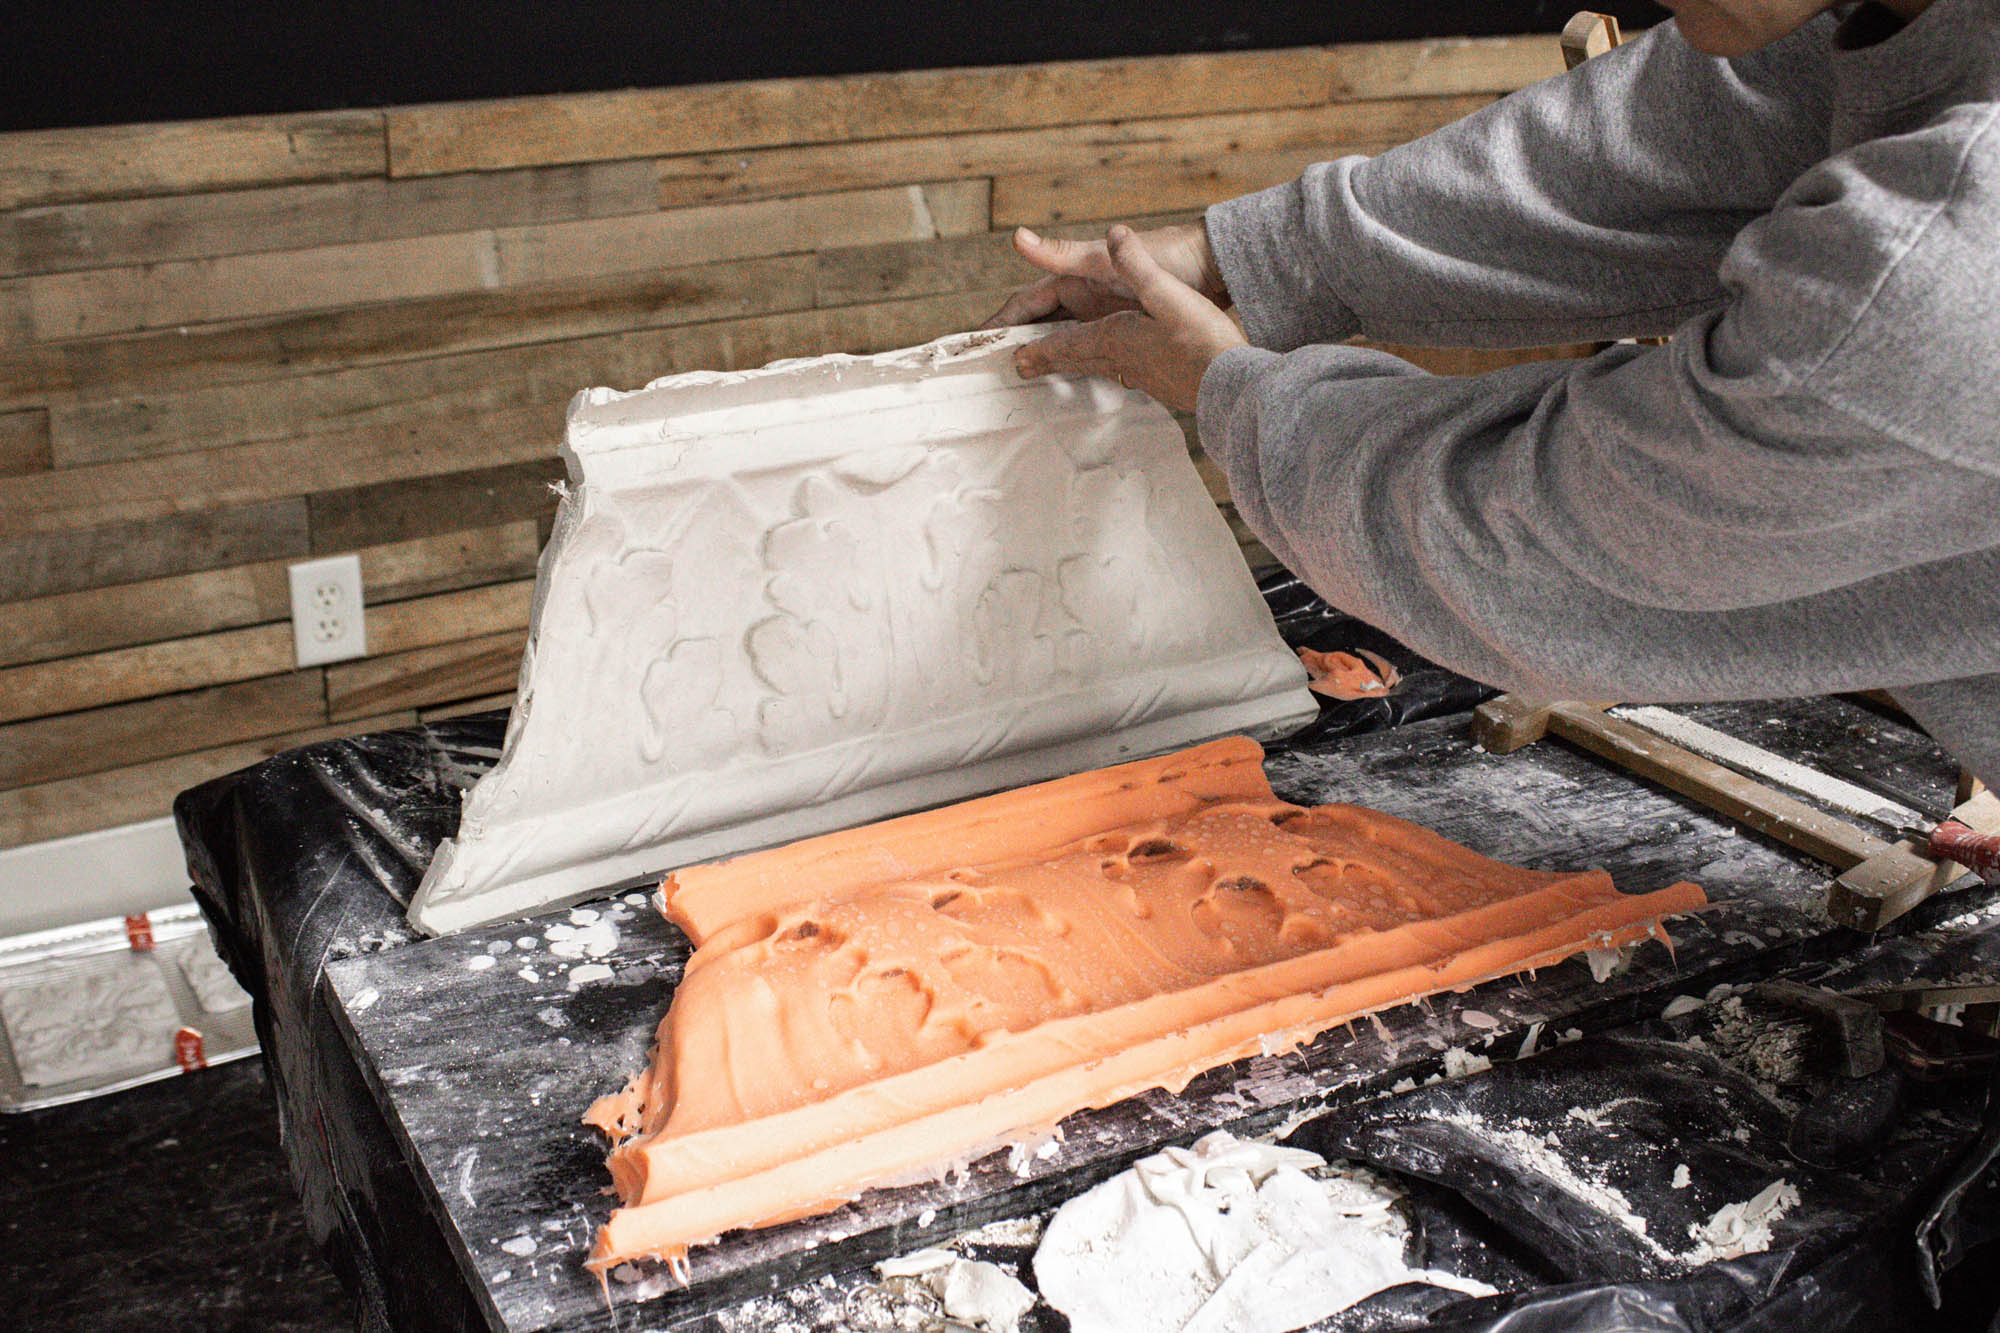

{"left": 584, "top": 737, "right": 1704, "bottom": 1270}
{"left": 0, "top": 952, "right": 183, "bottom": 1087}
{"left": 408, "top": 324, "right": 1319, "bottom": 935}
{"left": 1033, "top": 1130, "right": 1495, "bottom": 1333}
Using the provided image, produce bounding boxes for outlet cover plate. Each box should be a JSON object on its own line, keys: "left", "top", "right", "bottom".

{"left": 289, "top": 554, "right": 367, "bottom": 667}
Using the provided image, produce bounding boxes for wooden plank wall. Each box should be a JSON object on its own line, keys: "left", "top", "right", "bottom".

{"left": 0, "top": 34, "right": 1575, "bottom": 850}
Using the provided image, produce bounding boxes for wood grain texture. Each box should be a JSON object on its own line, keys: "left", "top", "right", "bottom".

{"left": 0, "top": 711, "right": 415, "bottom": 848}
{"left": 0, "top": 160, "right": 658, "bottom": 278}
{"left": 0, "top": 499, "right": 309, "bottom": 603}
{"left": 387, "top": 47, "right": 1344, "bottom": 177}
{"left": 660, "top": 94, "right": 1486, "bottom": 214}
{"left": 0, "top": 578, "right": 534, "bottom": 723}
{"left": 0, "top": 409, "right": 50, "bottom": 475}
{"left": 418, "top": 692, "right": 514, "bottom": 723}
{"left": 0, "top": 111, "right": 386, "bottom": 211}
{"left": 0, "top": 670, "right": 328, "bottom": 790}
{"left": 310, "top": 461, "right": 569, "bottom": 555}
{"left": 326, "top": 628, "right": 527, "bottom": 722}
{"left": 1321, "top": 32, "right": 1564, "bottom": 100}
{"left": 0, "top": 523, "right": 541, "bottom": 668}
{"left": 0, "top": 402, "right": 563, "bottom": 538}
{"left": 813, "top": 212, "right": 1194, "bottom": 308}
{"left": 47, "top": 257, "right": 816, "bottom": 463}
{"left": 28, "top": 181, "right": 982, "bottom": 341}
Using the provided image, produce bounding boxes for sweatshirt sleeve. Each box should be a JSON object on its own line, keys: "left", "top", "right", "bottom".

{"left": 1196, "top": 326, "right": 2000, "bottom": 711}
{"left": 1205, "top": 20, "right": 1835, "bottom": 350}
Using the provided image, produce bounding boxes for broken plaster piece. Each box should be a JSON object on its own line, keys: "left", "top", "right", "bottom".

{"left": 409, "top": 326, "right": 1318, "bottom": 935}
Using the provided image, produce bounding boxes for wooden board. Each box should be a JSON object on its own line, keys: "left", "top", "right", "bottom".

{"left": 326, "top": 710, "right": 1830, "bottom": 1331}
{"left": 0, "top": 408, "right": 50, "bottom": 475}
{"left": 0, "top": 670, "right": 328, "bottom": 791}
{"left": 0, "top": 402, "right": 562, "bottom": 538}
{"left": 0, "top": 160, "right": 659, "bottom": 278}
{"left": 0, "top": 498, "right": 309, "bottom": 604}
{"left": 0, "top": 579, "right": 534, "bottom": 722}
{"left": 0, "top": 711, "right": 415, "bottom": 848}
{"left": 27, "top": 180, "right": 986, "bottom": 342}
{"left": 654, "top": 95, "right": 1485, "bottom": 211}
{"left": 310, "top": 462, "right": 569, "bottom": 555}
{"left": 386, "top": 49, "right": 1341, "bottom": 177}
{"left": 0, "top": 111, "right": 386, "bottom": 211}
{"left": 325, "top": 628, "right": 528, "bottom": 722}
{"left": 0, "top": 523, "right": 540, "bottom": 668}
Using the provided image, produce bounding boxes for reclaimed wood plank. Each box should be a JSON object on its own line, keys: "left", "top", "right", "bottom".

{"left": 0, "top": 710, "right": 416, "bottom": 848}
{"left": 47, "top": 256, "right": 816, "bottom": 463}
{"left": 0, "top": 402, "right": 562, "bottom": 539}
{"left": 814, "top": 211, "right": 1198, "bottom": 308}
{"left": 1323, "top": 32, "right": 1565, "bottom": 100}
{"left": 0, "top": 498, "right": 308, "bottom": 604}
{"left": 0, "top": 111, "right": 387, "bottom": 211}
{"left": 0, "top": 523, "right": 541, "bottom": 668}
{"left": 387, "top": 48, "right": 1344, "bottom": 177}
{"left": 0, "top": 579, "right": 533, "bottom": 722}
{"left": 0, "top": 408, "right": 50, "bottom": 475}
{"left": 29, "top": 179, "right": 976, "bottom": 340}
{"left": 311, "top": 461, "right": 569, "bottom": 555}
{"left": 0, "top": 713, "right": 411, "bottom": 848}
{"left": 659, "top": 94, "right": 1488, "bottom": 211}
{"left": 0, "top": 670, "right": 328, "bottom": 790}
{"left": 0, "top": 264, "right": 993, "bottom": 412}
{"left": 994, "top": 148, "right": 1369, "bottom": 227}
{"left": 28, "top": 180, "right": 986, "bottom": 341}
{"left": 417, "top": 692, "right": 514, "bottom": 724}
{"left": 326, "top": 629, "right": 526, "bottom": 722}
{"left": 0, "top": 160, "right": 658, "bottom": 278}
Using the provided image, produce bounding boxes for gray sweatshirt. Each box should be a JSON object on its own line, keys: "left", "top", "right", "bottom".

{"left": 1199, "top": 0, "right": 2000, "bottom": 789}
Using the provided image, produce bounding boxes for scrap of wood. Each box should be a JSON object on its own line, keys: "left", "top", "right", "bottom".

{"left": 1561, "top": 13, "right": 1624, "bottom": 70}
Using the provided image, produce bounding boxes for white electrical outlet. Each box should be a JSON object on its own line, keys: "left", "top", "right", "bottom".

{"left": 288, "top": 554, "right": 368, "bottom": 667}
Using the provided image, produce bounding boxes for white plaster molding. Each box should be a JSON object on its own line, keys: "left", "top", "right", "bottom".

{"left": 408, "top": 327, "right": 1315, "bottom": 935}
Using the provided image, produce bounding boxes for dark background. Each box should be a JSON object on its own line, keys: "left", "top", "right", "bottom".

{"left": 5, "top": 1, "right": 1671, "bottom": 133}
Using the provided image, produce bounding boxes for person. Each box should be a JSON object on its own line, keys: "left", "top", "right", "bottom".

{"left": 984, "top": 0, "right": 2000, "bottom": 791}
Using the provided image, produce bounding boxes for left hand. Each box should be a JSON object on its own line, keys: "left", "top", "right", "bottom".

{"left": 1012, "top": 225, "right": 1247, "bottom": 414}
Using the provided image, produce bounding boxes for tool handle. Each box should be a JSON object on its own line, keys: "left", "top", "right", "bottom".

{"left": 1929, "top": 821, "right": 2000, "bottom": 879}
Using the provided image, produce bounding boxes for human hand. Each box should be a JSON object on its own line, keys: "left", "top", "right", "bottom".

{"left": 980, "top": 221, "right": 1229, "bottom": 329}
{"left": 1011, "top": 225, "right": 1247, "bottom": 414}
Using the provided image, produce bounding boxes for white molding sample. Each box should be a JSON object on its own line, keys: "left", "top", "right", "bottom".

{"left": 408, "top": 326, "right": 1316, "bottom": 935}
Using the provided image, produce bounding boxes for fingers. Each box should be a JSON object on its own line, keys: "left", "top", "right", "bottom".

{"left": 980, "top": 276, "right": 1066, "bottom": 330}
{"left": 1013, "top": 226, "right": 1117, "bottom": 284}
{"left": 1012, "top": 312, "right": 1132, "bottom": 380}
{"left": 1105, "top": 224, "right": 1215, "bottom": 326}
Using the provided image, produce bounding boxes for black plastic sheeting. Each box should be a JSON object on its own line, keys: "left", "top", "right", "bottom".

{"left": 1286, "top": 1021, "right": 1998, "bottom": 1333}
{"left": 173, "top": 573, "right": 1996, "bottom": 1330}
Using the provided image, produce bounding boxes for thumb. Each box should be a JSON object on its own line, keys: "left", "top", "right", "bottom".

{"left": 1105, "top": 224, "right": 1213, "bottom": 324}
{"left": 1015, "top": 226, "right": 1117, "bottom": 284}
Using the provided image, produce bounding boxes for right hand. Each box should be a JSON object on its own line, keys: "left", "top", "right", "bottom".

{"left": 980, "top": 222, "right": 1230, "bottom": 329}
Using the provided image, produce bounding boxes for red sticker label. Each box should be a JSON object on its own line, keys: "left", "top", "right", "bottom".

{"left": 124, "top": 913, "right": 155, "bottom": 952}
{"left": 174, "top": 1027, "right": 207, "bottom": 1072}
